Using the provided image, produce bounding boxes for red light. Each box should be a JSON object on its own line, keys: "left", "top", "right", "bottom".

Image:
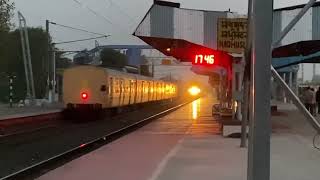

{"left": 193, "top": 54, "right": 215, "bottom": 65}
{"left": 79, "top": 144, "right": 86, "bottom": 148}
{"left": 81, "top": 92, "right": 88, "bottom": 100}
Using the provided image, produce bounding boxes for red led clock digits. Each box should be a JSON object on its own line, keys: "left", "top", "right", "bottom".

{"left": 195, "top": 55, "right": 203, "bottom": 64}
{"left": 204, "top": 55, "right": 214, "bottom": 64}
{"left": 193, "top": 54, "right": 215, "bottom": 65}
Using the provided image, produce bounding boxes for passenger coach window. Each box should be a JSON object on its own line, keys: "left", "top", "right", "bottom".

{"left": 100, "top": 85, "right": 107, "bottom": 92}
{"left": 142, "top": 81, "right": 145, "bottom": 93}
{"left": 109, "top": 78, "right": 113, "bottom": 94}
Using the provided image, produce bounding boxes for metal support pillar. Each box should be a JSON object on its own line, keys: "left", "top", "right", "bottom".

{"left": 245, "top": 0, "right": 320, "bottom": 179}
{"left": 289, "top": 72, "right": 293, "bottom": 103}
{"left": 46, "top": 21, "right": 50, "bottom": 83}
{"left": 46, "top": 20, "right": 52, "bottom": 102}
{"left": 282, "top": 73, "right": 287, "bottom": 103}
{"left": 19, "top": 18, "right": 31, "bottom": 99}
{"left": 24, "top": 22, "right": 36, "bottom": 101}
{"left": 241, "top": 0, "right": 252, "bottom": 148}
{"left": 294, "top": 72, "right": 298, "bottom": 95}
{"left": 247, "top": 1, "right": 273, "bottom": 180}
{"left": 240, "top": 76, "right": 249, "bottom": 148}
{"left": 301, "top": 64, "right": 304, "bottom": 82}
{"left": 52, "top": 51, "right": 56, "bottom": 102}
{"left": 289, "top": 72, "right": 293, "bottom": 89}
{"left": 236, "top": 71, "right": 242, "bottom": 120}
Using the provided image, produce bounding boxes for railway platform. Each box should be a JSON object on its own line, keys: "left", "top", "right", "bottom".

{"left": 0, "top": 103, "right": 62, "bottom": 121}
{"left": 37, "top": 96, "right": 320, "bottom": 180}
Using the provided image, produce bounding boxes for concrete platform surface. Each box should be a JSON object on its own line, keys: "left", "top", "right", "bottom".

{"left": 38, "top": 96, "right": 320, "bottom": 180}
{"left": 0, "top": 103, "right": 62, "bottom": 120}
{"left": 271, "top": 100, "right": 297, "bottom": 111}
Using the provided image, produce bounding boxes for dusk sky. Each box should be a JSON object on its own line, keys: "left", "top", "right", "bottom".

{"left": 12, "top": 0, "right": 315, "bottom": 80}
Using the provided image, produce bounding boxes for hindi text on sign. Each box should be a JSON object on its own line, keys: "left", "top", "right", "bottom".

{"left": 217, "top": 18, "right": 248, "bottom": 54}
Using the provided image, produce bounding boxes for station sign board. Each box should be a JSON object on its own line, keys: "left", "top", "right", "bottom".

{"left": 217, "top": 18, "right": 248, "bottom": 54}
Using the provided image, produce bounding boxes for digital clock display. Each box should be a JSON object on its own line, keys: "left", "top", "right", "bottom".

{"left": 192, "top": 54, "right": 215, "bottom": 65}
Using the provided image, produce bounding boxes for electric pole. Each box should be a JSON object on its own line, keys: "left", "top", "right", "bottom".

{"left": 18, "top": 11, "right": 36, "bottom": 104}
{"left": 46, "top": 20, "right": 53, "bottom": 102}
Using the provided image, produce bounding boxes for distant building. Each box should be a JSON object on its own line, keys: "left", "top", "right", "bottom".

{"left": 72, "top": 44, "right": 184, "bottom": 79}
{"left": 73, "top": 45, "right": 157, "bottom": 66}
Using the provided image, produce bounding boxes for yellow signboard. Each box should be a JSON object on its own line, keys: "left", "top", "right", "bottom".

{"left": 217, "top": 18, "right": 247, "bottom": 54}
{"left": 161, "top": 59, "right": 172, "bottom": 65}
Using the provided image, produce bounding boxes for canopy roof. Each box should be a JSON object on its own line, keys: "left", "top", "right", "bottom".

{"left": 272, "top": 40, "right": 320, "bottom": 70}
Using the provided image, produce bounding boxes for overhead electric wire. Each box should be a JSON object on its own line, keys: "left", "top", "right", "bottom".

{"left": 53, "top": 35, "right": 109, "bottom": 45}
{"left": 105, "top": 0, "right": 136, "bottom": 23}
{"left": 71, "top": 0, "right": 114, "bottom": 26}
{"left": 71, "top": 0, "right": 132, "bottom": 34}
{"left": 50, "top": 22, "right": 109, "bottom": 37}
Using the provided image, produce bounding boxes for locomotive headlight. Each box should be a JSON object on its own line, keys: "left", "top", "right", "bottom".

{"left": 188, "top": 86, "right": 201, "bottom": 96}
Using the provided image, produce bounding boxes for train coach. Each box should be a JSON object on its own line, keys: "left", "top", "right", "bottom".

{"left": 63, "top": 65, "right": 178, "bottom": 117}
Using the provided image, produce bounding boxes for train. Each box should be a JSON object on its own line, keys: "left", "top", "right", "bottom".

{"left": 62, "top": 65, "right": 178, "bottom": 118}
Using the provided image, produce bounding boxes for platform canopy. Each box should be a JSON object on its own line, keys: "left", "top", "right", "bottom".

{"left": 272, "top": 2, "right": 320, "bottom": 72}
{"left": 133, "top": 1, "right": 235, "bottom": 77}
{"left": 272, "top": 40, "right": 320, "bottom": 70}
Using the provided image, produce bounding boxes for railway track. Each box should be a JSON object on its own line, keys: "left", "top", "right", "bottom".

{"left": 0, "top": 100, "right": 192, "bottom": 180}
{"left": 0, "top": 111, "right": 62, "bottom": 137}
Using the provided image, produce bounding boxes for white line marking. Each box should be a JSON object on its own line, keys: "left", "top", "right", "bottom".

{"left": 148, "top": 98, "right": 219, "bottom": 180}
{"left": 148, "top": 138, "right": 184, "bottom": 180}
{"left": 148, "top": 121, "right": 194, "bottom": 180}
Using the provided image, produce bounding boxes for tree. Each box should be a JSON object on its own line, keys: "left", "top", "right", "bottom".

{"left": 100, "top": 48, "right": 128, "bottom": 68}
{"left": 55, "top": 51, "right": 72, "bottom": 69}
{"left": 0, "top": 28, "right": 51, "bottom": 102}
{"left": 0, "top": 0, "right": 14, "bottom": 32}
{"left": 0, "top": 29, "right": 25, "bottom": 102}
{"left": 56, "top": 56, "right": 72, "bottom": 69}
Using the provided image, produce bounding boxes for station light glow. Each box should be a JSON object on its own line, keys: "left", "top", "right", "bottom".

{"left": 188, "top": 86, "right": 201, "bottom": 96}
{"left": 193, "top": 54, "right": 215, "bottom": 65}
{"left": 192, "top": 99, "right": 201, "bottom": 120}
{"left": 192, "top": 100, "right": 198, "bottom": 120}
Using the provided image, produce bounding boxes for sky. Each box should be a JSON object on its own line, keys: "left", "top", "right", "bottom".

{"left": 11, "top": 0, "right": 315, "bottom": 80}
